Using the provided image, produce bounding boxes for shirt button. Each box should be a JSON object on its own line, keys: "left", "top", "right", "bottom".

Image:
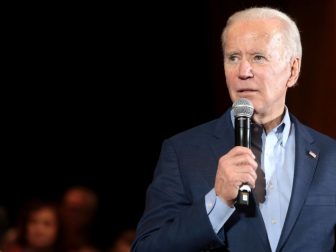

{"left": 271, "top": 219, "right": 277, "bottom": 224}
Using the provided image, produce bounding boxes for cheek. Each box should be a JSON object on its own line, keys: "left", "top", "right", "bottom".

{"left": 27, "top": 223, "right": 37, "bottom": 235}
{"left": 46, "top": 227, "right": 58, "bottom": 241}
{"left": 224, "top": 69, "right": 236, "bottom": 90}
{"left": 51, "top": 223, "right": 58, "bottom": 236}
{"left": 26, "top": 224, "right": 39, "bottom": 245}
{"left": 224, "top": 67, "right": 234, "bottom": 81}
{"left": 225, "top": 83, "right": 237, "bottom": 102}
{"left": 44, "top": 221, "right": 58, "bottom": 237}
{"left": 270, "top": 62, "right": 291, "bottom": 82}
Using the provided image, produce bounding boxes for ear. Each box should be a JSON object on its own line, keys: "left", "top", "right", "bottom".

{"left": 286, "top": 57, "right": 301, "bottom": 87}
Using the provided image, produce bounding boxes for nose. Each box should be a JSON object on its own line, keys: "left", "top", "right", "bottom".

{"left": 238, "top": 60, "right": 253, "bottom": 80}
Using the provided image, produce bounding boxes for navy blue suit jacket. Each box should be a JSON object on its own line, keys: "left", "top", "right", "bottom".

{"left": 132, "top": 110, "right": 336, "bottom": 252}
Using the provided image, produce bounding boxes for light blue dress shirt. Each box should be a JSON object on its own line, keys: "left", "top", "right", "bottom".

{"left": 205, "top": 107, "right": 295, "bottom": 252}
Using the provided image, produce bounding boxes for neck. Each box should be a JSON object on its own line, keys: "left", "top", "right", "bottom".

{"left": 253, "top": 109, "right": 285, "bottom": 133}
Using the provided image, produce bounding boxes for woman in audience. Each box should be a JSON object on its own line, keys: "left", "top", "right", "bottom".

{"left": 6, "top": 200, "right": 62, "bottom": 252}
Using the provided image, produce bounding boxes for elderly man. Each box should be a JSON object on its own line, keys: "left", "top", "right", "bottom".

{"left": 132, "top": 7, "right": 336, "bottom": 252}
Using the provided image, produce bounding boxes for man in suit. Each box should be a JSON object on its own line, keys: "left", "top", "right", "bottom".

{"left": 132, "top": 7, "right": 336, "bottom": 252}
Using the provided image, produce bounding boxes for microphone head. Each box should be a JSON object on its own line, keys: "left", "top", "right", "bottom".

{"left": 232, "top": 98, "right": 254, "bottom": 118}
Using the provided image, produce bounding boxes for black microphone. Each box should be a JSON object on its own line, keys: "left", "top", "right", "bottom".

{"left": 232, "top": 98, "right": 254, "bottom": 206}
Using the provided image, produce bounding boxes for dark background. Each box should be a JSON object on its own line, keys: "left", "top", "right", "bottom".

{"left": 2, "top": 0, "right": 335, "bottom": 249}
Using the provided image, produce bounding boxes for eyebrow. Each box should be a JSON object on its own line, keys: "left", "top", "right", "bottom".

{"left": 224, "top": 50, "right": 241, "bottom": 56}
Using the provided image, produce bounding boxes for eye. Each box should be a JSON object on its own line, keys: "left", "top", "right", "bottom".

{"left": 253, "top": 55, "right": 266, "bottom": 62}
{"left": 226, "top": 54, "right": 240, "bottom": 63}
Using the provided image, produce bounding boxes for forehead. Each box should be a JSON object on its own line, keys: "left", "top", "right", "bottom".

{"left": 224, "top": 19, "right": 285, "bottom": 50}
{"left": 30, "top": 207, "right": 57, "bottom": 220}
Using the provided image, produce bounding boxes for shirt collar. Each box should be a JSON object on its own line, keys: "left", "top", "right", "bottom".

{"left": 230, "top": 106, "right": 292, "bottom": 146}
{"left": 274, "top": 106, "right": 291, "bottom": 146}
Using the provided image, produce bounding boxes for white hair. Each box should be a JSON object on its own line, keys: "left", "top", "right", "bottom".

{"left": 221, "top": 7, "right": 302, "bottom": 61}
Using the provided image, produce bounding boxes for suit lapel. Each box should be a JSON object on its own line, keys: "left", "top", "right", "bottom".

{"left": 210, "top": 111, "right": 235, "bottom": 161}
{"left": 277, "top": 115, "right": 319, "bottom": 251}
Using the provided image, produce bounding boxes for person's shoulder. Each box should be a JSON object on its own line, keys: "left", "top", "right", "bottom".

{"left": 167, "top": 112, "right": 229, "bottom": 145}
{"left": 170, "top": 118, "right": 219, "bottom": 141}
{"left": 291, "top": 113, "right": 335, "bottom": 145}
{"left": 303, "top": 125, "right": 336, "bottom": 147}
{"left": 294, "top": 119, "right": 336, "bottom": 149}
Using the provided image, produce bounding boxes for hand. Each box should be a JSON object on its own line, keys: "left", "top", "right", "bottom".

{"left": 214, "top": 146, "right": 258, "bottom": 207}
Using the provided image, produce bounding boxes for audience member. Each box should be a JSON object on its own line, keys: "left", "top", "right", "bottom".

{"left": 4, "top": 199, "right": 62, "bottom": 252}
{"left": 109, "top": 228, "right": 135, "bottom": 252}
{"left": 60, "top": 186, "right": 99, "bottom": 252}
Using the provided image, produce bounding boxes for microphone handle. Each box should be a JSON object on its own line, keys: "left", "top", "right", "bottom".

{"left": 235, "top": 116, "right": 252, "bottom": 207}
{"left": 235, "top": 116, "right": 251, "bottom": 148}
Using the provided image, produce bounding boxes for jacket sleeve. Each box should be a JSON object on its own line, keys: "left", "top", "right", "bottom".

{"left": 131, "top": 139, "right": 224, "bottom": 252}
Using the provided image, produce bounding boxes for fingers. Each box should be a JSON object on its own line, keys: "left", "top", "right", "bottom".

{"left": 237, "top": 172, "right": 256, "bottom": 188}
{"left": 215, "top": 146, "right": 259, "bottom": 205}
{"left": 231, "top": 156, "right": 258, "bottom": 170}
{"left": 228, "top": 146, "right": 256, "bottom": 159}
{"left": 218, "top": 147, "right": 258, "bottom": 171}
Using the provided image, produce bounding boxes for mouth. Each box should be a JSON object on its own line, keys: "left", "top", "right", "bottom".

{"left": 237, "top": 89, "right": 258, "bottom": 93}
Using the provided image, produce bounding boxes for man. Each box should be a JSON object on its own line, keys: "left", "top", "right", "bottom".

{"left": 132, "top": 7, "right": 336, "bottom": 252}
{"left": 61, "top": 186, "right": 99, "bottom": 252}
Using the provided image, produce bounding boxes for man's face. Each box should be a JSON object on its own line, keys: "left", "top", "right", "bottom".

{"left": 224, "top": 19, "right": 297, "bottom": 122}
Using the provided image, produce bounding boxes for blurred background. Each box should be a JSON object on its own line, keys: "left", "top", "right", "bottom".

{"left": 2, "top": 0, "right": 335, "bottom": 251}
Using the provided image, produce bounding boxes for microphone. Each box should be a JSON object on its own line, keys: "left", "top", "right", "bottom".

{"left": 232, "top": 98, "right": 254, "bottom": 206}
